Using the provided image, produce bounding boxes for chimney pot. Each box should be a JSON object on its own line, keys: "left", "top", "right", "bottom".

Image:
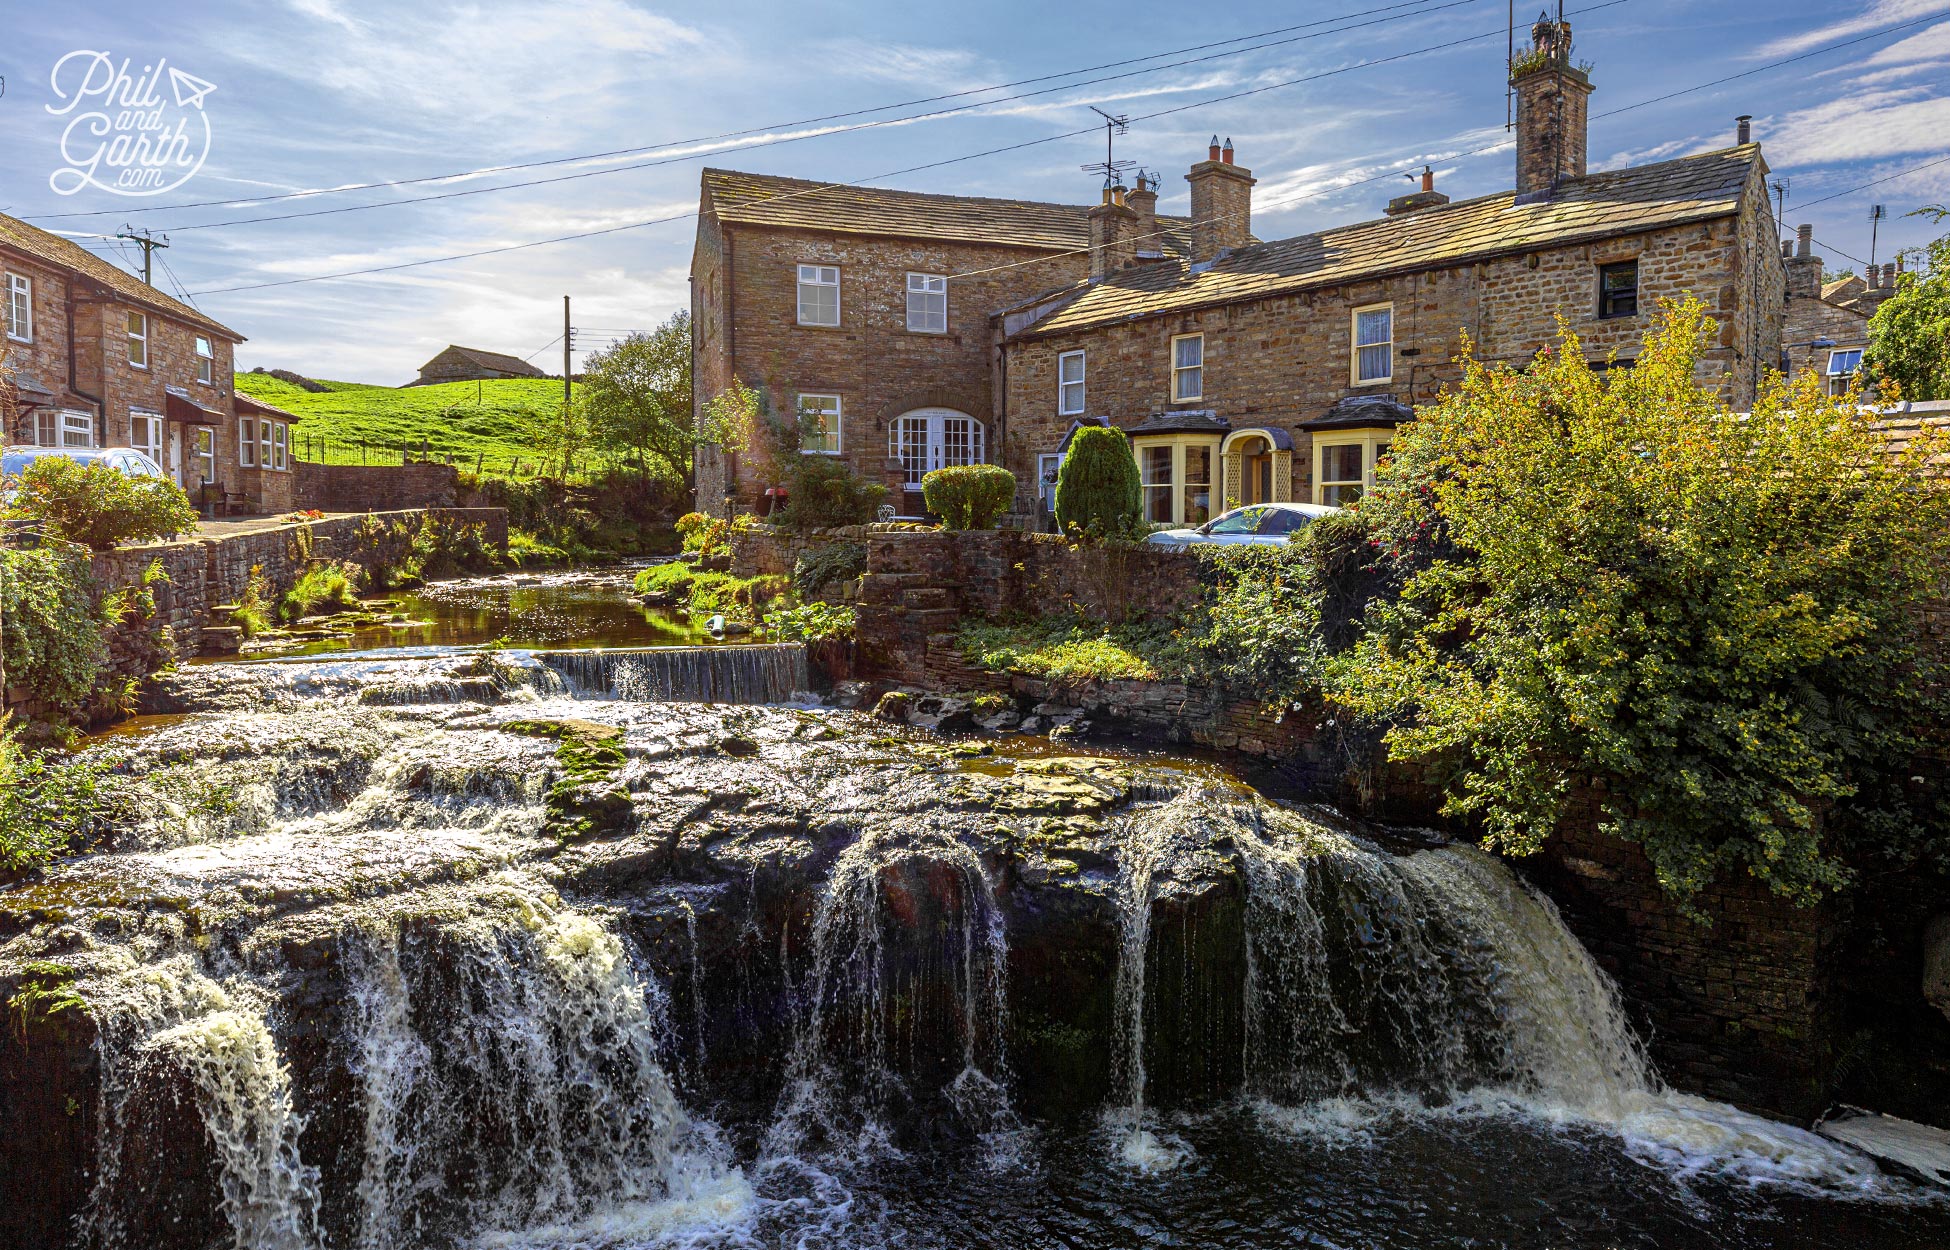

{"left": 1736, "top": 114, "right": 1752, "bottom": 145}
{"left": 1221, "top": 138, "right": 1235, "bottom": 165}
{"left": 1208, "top": 135, "right": 1222, "bottom": 162}
{"left": 1795, "top": 223, "right": 1812, "bottom": 257}
{"left": 1866, "top": 266, "right": 1879, "bottom": 290}
{"left": 1883, "top": 261, "right": 1896, "bottom": 288}
{"left": 1781, "top": 239, "right": 1792, "bottom": 259}
{"left": 1421, "top": 164, "right": 1435, "bottom": 193}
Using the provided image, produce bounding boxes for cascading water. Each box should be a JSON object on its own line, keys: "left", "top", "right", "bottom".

{"left": 538, "top": 645, "right": 809, "bottom": 705}
{"left": 767, "top": 830, "right": 1015, "bottom": 1160}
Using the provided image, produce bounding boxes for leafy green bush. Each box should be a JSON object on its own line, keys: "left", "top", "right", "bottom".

{"left": 957, "top": 616, "right": 1170, "bottom": 682}
{"left": 780, "top": 456, "right": 886, "bottom": 530}
{"left": 690, "top": 572, "right": 790, "bottom": 618}
{"left": 1054, "top": 426, "right": 1142, "bottom": 540}
{"left": 1337, "top": 300, "right": 1950, "bottom": 910}
{"left": 676, "top": 511, "right": 727, "bottom": 554}
{"left": 7, "top": 457, "right": 196, "bottom": 549}
{"left": 230, "top": 565, "right": 273, "bottom": 638}
{"left": 923, "top": 465, "right": 1016, "bottom": 530}
{"left": 0, "top": 716, "right": 109, "bottom": 874}
{"left": 792, "top": 541, "right": 867, "bottom": 598}
{"left": 280, "top": 563, "right": 361, "bottom": 621}
{"left": 1180, "top": 546, "right": 1329, "bottom": 706}
{"left": 508, "top": 528, "right": 570, "bottom": 567}
{"left": 0, "top": 547, "right": 110, "bottom": 713}
{"left": 762, "top": 600, "right": 857, "bottom": 642}
{"left": 634, "top": 561, "right": 696, "bottom": 599}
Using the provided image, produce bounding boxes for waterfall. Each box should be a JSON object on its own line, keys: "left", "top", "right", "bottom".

{"left": 767, "top": 831, "right": 1014, "bottom": 1159}
{"left": 537, "top": 644, "right": 810, "bottom": 704}
{"left": 68, "top": 879, "right": 739, "bottom": 1250}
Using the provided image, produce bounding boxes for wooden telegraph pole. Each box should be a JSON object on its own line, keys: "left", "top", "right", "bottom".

{"left": 562, "top": 295, "right": 573, "bottom": 477}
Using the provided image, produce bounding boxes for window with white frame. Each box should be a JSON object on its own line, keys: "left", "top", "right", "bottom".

{"left": 5, "top": 273, "right": 32, "bottom": 343}
{"left": 239, "top": 416, "right": 258, "bottom": 466}
{"left": 888, "top": 410, "right": 985, "bottom": 490}
{"left": 273, "top": 422, "right": 288, "bottom": 471}
{"left": 906, "top": 273, "right": 947, "bottom": 333}
{"left": 60, "top": 410, "right": 95, "bottom": 448}
{"left": 1058, "top": 350, "right": 1086, "bottom": 415}
{"left": 796, "top": 264, "right": 840, "bottom": 326}
{"left": 1351, "top": 304, "right": 1392, "bottom": 385}
{"left": 194, "top": 427, "right": 215, "bottom": 484}
{"left": 1825, "top": 347, "right": 1863, "bottom": 395}
{"left": 1182, "top": 444, "right": 1212, "bottom": 524}
{"left": 126, "top": 311, "right": 148, "bottom": 367}
{"left": 259, "top": 418, "right": 274, "bottom": 469}
{"left": 131, "top": 412, "right": 163, "bottom": 463}
{"left": 32, "top": 410, "right": 57, "bottom": 446}
{"left": 195, "top": 335, "right": 214, "bottom": 384}
{"left": 797, "top": 393, "right": 842, "bottom": 454}
{"left": 1171, "top": 333, "right": 1204, "bottom": 401}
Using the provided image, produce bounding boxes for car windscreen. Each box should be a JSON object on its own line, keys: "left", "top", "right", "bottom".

{"left": 1204, "top": 507, "right": 1265, "bottom": 535}
{"left": 1258, "top": 510, "right": 1311, "bottom": 535}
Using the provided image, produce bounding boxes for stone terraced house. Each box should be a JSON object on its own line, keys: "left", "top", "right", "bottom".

{"left": 693, "top": 17, "right": 1787, "bottom": 525}
{"left": 0, "top": 210, "right": 300, "bottom": 513}
{"left": 1780, "top": 222, "right": 1905, "bottom": 397}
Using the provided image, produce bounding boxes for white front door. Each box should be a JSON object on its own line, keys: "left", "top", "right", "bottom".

{"left": 167, "top": 425, "right": 184, "bottom": 486}
{"left": 888, "top": 408, "right": 986, "bottom": 498}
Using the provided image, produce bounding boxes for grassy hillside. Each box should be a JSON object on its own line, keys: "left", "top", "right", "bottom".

{"left": 234, "top": 372, "right": 577, "bottom": 472}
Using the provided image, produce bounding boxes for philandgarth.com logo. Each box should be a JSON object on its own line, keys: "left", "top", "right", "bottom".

{"left": 46, "top": 51, "right": 216, "bottom": 197}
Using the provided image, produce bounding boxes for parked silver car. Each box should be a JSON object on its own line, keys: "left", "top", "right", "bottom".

{"left": 1146, "top": 502, "right": 1340, "bottom": 549}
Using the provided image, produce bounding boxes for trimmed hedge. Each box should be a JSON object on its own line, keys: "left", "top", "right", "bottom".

{"left": 1054, "top": 425, "right": 1142, "bottom": 539}
{"left": 922, "top": 464, "right": 1016, "bottom": 530}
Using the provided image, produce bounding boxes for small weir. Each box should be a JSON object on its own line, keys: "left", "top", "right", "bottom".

{"left": 537, "top": 644, "right": 810, "bottom": 704}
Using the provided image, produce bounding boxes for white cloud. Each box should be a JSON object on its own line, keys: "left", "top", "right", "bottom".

{"left": 1750, "top": 0, "right": 1946, "bottom": 59}
{"left": 818, "top": 39, "right": 988, "bottom": 88}
{"left": 1769, "top": 85, "right": 1950, "bottom": 163}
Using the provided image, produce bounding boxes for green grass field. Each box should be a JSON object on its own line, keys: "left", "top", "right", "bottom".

{"left": 234, "top": 373, "right": 577, "bottom": 473}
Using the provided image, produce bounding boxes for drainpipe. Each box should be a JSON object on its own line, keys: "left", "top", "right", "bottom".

{"left": 721, "top": 226, "right": 738, "bottom": 517}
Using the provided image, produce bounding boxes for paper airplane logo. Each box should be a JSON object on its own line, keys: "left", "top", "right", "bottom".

{"left": 169, "top": 67, "right": 216, "bottom": 110}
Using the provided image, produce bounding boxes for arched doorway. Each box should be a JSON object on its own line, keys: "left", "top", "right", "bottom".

{"left": 1219, "top": 427, "right": 1292, "bottom": 507}
{"left": 887, "top": 407, "right": 986, "bottom": 502}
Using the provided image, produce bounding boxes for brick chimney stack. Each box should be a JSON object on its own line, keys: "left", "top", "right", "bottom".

{"left": 1784, "top": 223, "right": 1821, "bottom": 300}
{"left": 1127, "top": 171, "right": 1160, "bottom": 258}
{"left": 1882, "top": 261, "right": 1897, "bottom": 289}
{"left": 1088, "top": 184, "right": 1139, "bottom": 280}
{"left": 1510, "top": 13, "right": 1593, "bottom": 199}
{"left": 1387, "top": 164, "right": 1452, "bottom": 216}
{"left": 1187, "top": 136, "right": 1255, "bottom": 262}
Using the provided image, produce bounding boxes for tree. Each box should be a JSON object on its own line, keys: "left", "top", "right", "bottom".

{"left": 1337, "top": 300, "right": 1950, "bottom": 911}
{"left": 1864, "top": 206, "right": 1950, "bottom": 401}
{"left": 576, "top": 310, "right": 693, "bottom": 480}
{"left": 1054, "top": 425, "right": 1142, "bottom": 539}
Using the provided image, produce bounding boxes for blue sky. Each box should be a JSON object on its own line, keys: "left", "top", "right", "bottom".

{"left": 1, "top": 0, "right": 1944, "bottom": 382}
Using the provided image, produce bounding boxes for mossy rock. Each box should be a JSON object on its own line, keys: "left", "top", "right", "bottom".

{"left": 498, "top": 719, "right": 626, "bottom": 782}
{"left": 989, "top": 757, "right": 1133, "bottom": 815}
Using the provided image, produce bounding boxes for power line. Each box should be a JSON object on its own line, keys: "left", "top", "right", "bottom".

{"left": 147, "top": 0, "right": 1496, "bottom": 235}
{"left": 23, "top": 0, "right": 1459, "bottom": 223}
{"left": 944, "top": 13, "right": 1942, "bottom": 283}
{"left": 191, "top": 5, "right": 1591, "bottom": 295}
{"left": 1792, "top": 152, "right": 1950, "bottom": 211}
{"left": 1812, "top": 236, "right": 1870, "bottom": 268}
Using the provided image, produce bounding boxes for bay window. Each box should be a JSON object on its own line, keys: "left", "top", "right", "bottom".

{"left": 1311, "top": 432, "right": 1393, "bottom": 506}
{"left": 239, "top": 416, "right": 257, "bottom": 467}
{"left": 1141, "top": 445, "right": 1173, "bottom": 523}
{"left": 59, "top": 410, "right": 94, "bottom": 448}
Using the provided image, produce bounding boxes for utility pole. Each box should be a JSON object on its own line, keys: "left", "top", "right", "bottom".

{"left": 116, "top": 226, "right": 169, "bottom": 286}
{"left": 1869, "top": 204, "right": 1886, "bottom": 270}
{"left": 563, "top": 295, "right": 574, "bottom": 477}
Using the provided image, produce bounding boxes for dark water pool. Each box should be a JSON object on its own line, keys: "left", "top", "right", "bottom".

{"left": 233, "top": 566, "right": 720, "bottom": 659}
{"left": 708, "top": 1109, "right": 1950, "bottom": 1250}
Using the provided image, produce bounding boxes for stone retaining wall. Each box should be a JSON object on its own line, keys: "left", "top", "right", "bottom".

{"left": 3, "top": 508, "right": 507, "bottom": 727}
{"left": 295, "top": 461, "right": 462, "bottom": 513}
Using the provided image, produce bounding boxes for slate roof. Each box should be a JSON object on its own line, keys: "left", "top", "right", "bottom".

{"left": 1012, "top": 144, "right": 1763, "bottom": 339}
{"left": 1299, "top": 394, "right": 1416, "bottom": 431}
{"left": 235, "top": 391, "right": 303, "bottom": 423}
{"left": 702, "top": 168, "right": 1200, "bottom": 257}
{"left": 425, "top": 345, "right": 545, "bottom": 378}
{"left": 0, "top": 211, "right": 243, "bottom": 341}
{"left": 1127, "top": 409, "right": 1231, "bottom": 436}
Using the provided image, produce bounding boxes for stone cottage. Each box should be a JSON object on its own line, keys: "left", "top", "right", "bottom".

{"left": 694, "top": 16, "right": 1786, "bottom": 524}
{"left": 0, "top": 210, "right": 298, "bottom": 513}
{"left": 689, "top": 168, "right": 1203, "bottom": 514}
{"left": 1780, "top": 223, "right": 1904, "bottom": 395}
{"left": 411, "top": 345, "right": 547, "bottom": 386}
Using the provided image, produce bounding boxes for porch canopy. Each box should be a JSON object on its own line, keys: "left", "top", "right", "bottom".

{"left": 164, "top": 385, "right": 224, "bottom": 426}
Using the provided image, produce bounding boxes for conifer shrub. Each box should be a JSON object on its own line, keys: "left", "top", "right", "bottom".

{"left": 922, "top": 464, "right": 1016, "bottom": 530}
{"left": 1054, "top": 426, "right": 1142, "bottom": 540}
